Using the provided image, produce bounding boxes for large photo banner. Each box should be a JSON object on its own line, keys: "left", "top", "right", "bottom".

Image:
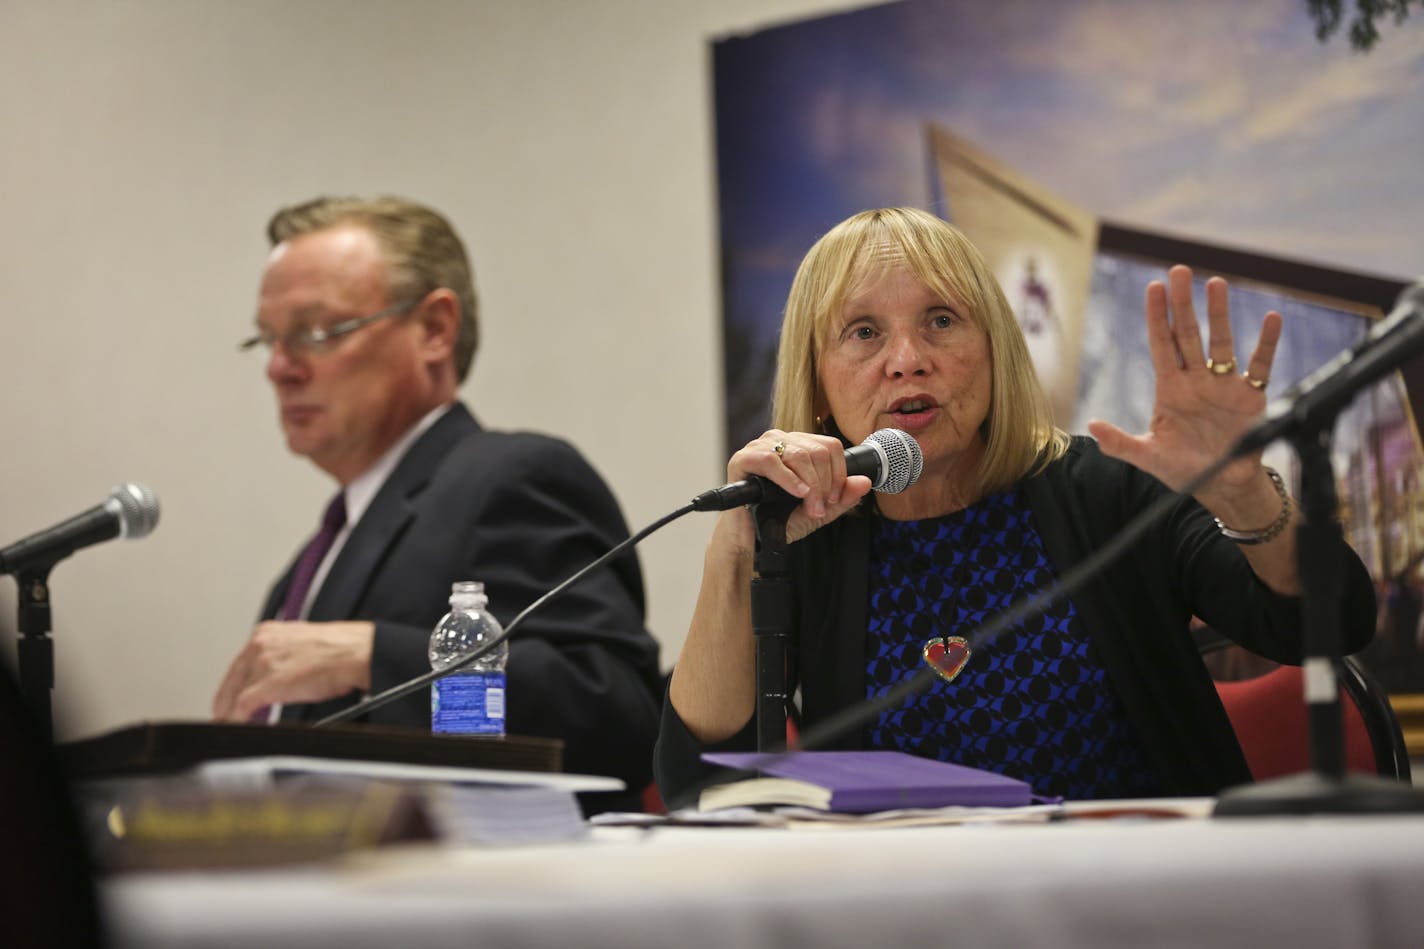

{"left": 713, "top": 0, "right": 1424, "bottom": 693}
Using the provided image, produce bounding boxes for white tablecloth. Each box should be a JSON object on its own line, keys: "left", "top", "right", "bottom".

{"left": 104, "top": 808, "right": 1424, "bottom": 949}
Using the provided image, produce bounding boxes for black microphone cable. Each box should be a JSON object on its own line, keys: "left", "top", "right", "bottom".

{"left": 317, "top": 502, "right": 698, "bottom": 726}
{"left": 319, "top": 429, "right": 922, "bottom": 726}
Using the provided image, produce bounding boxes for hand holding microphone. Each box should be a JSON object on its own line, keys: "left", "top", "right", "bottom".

{"left": 694, "top": 428, "right": 922, "bottom": 548}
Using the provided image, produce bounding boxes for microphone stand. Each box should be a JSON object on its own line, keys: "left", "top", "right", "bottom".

{"left": 1215, "top": 422, "right": 1424, "bottom": 815}
{"left": 12, "top": 564, "right": 55, "bottom": 742}
{"left": 751, "top": 489, "right": 800, "bottom": 753}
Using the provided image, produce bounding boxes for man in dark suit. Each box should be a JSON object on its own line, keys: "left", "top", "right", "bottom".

{"left": 212, "top": 196, "right": 661, "bottom": 799}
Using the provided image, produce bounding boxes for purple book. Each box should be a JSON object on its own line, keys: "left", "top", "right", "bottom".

{"left": 700, "top": 750, "right": 1054, "bottom": 813}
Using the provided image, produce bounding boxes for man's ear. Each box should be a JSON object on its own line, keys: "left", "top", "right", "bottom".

{"left": 414, "top": 289, "right": 459, "bottom": 364}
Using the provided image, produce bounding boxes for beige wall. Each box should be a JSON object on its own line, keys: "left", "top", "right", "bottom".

{"left": 0, "top": 0, "right": 870, "bottom": 740}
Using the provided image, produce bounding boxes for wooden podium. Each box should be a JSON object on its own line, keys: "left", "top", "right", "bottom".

{"left": 57, "top": 722, "right": 583, "bottom": 870}
{"left": 58, "top": 720, "right": 564, "bottom": 779}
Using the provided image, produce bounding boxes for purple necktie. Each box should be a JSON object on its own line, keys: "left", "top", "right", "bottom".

{"left": 251, "top": 493, "right": 347, "bottom": 724}
{"left": 279, "top": 492, "right": 348, "bottom": 620}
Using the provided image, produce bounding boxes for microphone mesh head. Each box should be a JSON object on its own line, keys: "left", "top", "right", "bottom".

{"left": 866, "top": 429, "right": 922, "bottom": 494}
{"left": 110, "top": 483, "right": 160, "bottom": 539}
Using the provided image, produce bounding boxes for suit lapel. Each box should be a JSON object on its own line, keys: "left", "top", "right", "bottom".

{"left": 307, "top": 403, "right": 481, "bottom": 623}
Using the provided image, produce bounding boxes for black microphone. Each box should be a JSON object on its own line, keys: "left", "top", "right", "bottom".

{"left": 0, "top": 483, "right": 160, "bottom": 575}
{"left": 1232, "top": 280, "right": 1424, "bottom": 457}
{"left": 691, "top": 428, "right": 924, "bottom": 512}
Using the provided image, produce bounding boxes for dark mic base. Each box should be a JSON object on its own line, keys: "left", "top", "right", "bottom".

{"left": 1214, "top": 770, "right": 1424, "bottom": 817}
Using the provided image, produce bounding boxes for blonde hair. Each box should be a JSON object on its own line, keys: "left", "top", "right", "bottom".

{"left": 268, "top": 196, "right": 480, "bottom": 381}
{"left": 771, "top": 207, "right": 1067, "bottom": 497}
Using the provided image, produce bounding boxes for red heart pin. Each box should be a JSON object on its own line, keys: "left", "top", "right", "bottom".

{"left": 922, "top": 635, "right": 971, "bottom": 684}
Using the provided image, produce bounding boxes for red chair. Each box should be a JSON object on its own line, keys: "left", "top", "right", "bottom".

{"left": 642, "top": 781, "right": 667, "bottom": 814}
{"left": 1201, "top": 634, "right": 1411, "bottom": 781}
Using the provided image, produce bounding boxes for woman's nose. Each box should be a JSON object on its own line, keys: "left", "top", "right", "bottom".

{"left": 884, "top": 332, "right": 930, "bottom": 377}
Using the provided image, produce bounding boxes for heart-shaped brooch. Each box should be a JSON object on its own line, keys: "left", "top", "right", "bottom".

{"left": 922, "top": 635, "right": 971, "bottom": 684}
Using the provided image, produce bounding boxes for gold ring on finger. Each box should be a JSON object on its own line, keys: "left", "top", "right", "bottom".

{"left": 773, "top": 440, "right": 787, "bottom": 456}
{"left": 1206, "top": 356, "right": 1237, "bottom": 375}
{"left": 1242, "top": 372, "right": 1268, "bottom": 390}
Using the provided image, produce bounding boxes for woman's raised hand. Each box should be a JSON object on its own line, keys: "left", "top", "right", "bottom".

{"left": 1088, "top": 265, "right": 1282, "bottom": 505}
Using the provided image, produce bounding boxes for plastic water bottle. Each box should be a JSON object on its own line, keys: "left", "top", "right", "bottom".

{"left": 429, "top": 581, "right": 507, "bottom": 737}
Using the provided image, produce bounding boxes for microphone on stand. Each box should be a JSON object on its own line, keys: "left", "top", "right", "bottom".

{"left": 691, "top": 428, "right": 923, "bottom": 511}
{"left": 0, "top": 483, "right": 160, "bottom": 575}
{"left": 3, "top": 483, "right": 160, "bottom": 741}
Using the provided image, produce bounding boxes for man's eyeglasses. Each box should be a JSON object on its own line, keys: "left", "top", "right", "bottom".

{"left": 238, "top": 299, "right": 419, "bottom": 357}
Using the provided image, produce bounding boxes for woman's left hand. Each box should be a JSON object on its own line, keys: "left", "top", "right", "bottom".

{"left": 1087, "top": 264, "right": 1281, "bottom": 510}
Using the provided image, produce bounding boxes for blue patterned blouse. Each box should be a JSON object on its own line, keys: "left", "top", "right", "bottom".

{"left": 864, "top": 488, "right": 1164, "bottom": 800}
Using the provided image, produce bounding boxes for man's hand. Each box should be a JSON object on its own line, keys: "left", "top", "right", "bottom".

{"left": 212, "top": 620, "right": 375, "bottom": 722}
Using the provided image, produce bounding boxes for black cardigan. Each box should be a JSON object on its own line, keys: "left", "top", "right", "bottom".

{"left": 655, "top": 436, "right": 1376, "bottom": 805}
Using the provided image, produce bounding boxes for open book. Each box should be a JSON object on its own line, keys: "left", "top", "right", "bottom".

{"left": 699, "top": 750, "right": 1052, "bottom": 813}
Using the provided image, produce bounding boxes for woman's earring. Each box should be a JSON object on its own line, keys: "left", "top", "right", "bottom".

{"left": 814, "top": 415, "right": 824, "bottom": 433}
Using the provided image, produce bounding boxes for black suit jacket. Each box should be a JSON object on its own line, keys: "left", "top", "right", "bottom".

{"left": 265, "top": 403, "right": 661, "bottom": 799}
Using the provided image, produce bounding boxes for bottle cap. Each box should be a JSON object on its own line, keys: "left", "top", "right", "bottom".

{"left": 449, "top": 580, "right": 487, "bottom": 606}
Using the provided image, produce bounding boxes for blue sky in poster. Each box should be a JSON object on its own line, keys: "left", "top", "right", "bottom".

{"left": 714, "top": 0, "right": 1424, "bottom": 369}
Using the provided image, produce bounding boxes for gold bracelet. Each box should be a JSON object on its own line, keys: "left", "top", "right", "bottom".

{"left": 1213, "top": 466, "right": 1292, "bottom": 545}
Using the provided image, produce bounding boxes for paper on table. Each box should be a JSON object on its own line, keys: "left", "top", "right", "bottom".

{"left": 193, "top": 755, "right": 623, "bottom": 793}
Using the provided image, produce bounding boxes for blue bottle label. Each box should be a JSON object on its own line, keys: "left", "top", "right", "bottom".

{"left": 432, "top": 672, "right": 507, "bottom": 735}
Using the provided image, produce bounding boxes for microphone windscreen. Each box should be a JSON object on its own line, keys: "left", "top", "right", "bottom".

{"left": 866, "top": 429, "right": 922, "bottom": 494}
{"left": 109, "top": 483, "right": 160, "bottom": 539}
